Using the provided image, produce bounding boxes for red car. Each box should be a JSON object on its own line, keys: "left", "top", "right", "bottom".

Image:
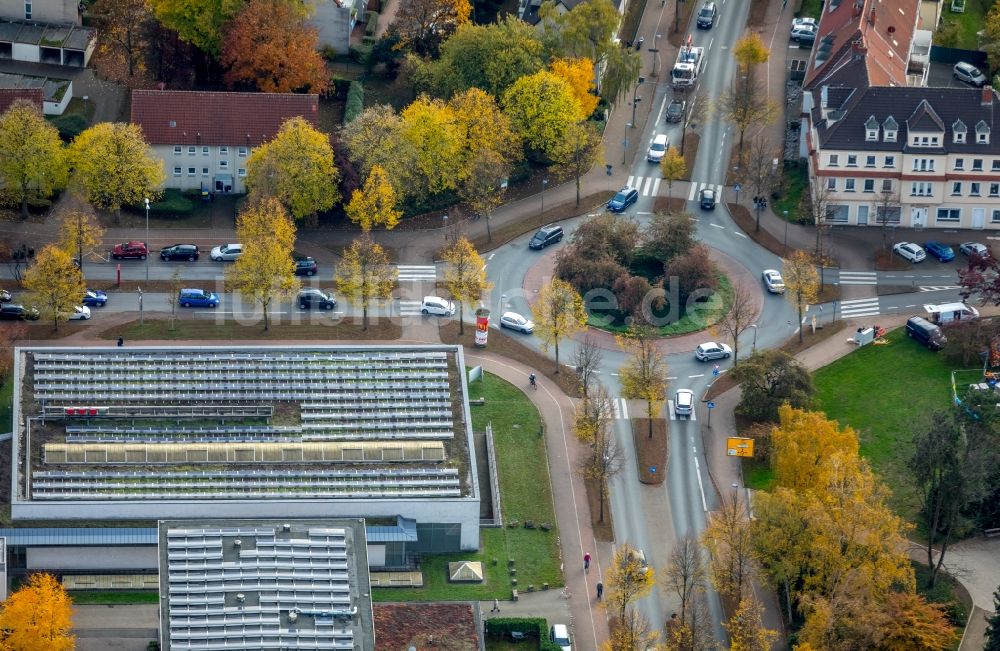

{"left": 112, "top": 241, "right": 148, "bottom": 260}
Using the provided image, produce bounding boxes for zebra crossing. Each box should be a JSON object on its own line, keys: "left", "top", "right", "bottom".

{"left": 919, "top": 285, "right": 961, "bottom": 292}
{"left": 626, "top": 175, "right": 662, "bottom": 197}
{"left": 398, "top": 300, "right": 423, "bottom": 316}
{"left": 838, "top": 271, "right": 877, "bottom": 286}
{"left": 667, "top": 402, "right": 697, "bottom": 421}
{"left": 612, "top": 398, "right": 630, "bottom": 420}
{"left": 396, "top": 265, "right": 437, "bottom": 282}
{"left": 687, "top": 181, "right": 724, "bottom": 202}
{"left": 839, "top": 297, "right": 881, "bottom": 318}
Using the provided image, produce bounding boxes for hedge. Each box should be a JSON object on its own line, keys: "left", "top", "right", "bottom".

{"left": 485, "top": 618, "right": 562, "bottom": 651}
{"left": 127, "top": 189, "right": 194, "bottom": 216}
{"left": 50, "top": 113, "right": 88, "bottom": 142}
{"left": 330, "top": 76, "right": 353, "bottom": 99}
{"left": 344, "top": 82, "right": 364, "bottom": 124}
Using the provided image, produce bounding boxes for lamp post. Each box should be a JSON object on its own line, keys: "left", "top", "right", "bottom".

{"left": 623, "top": 123, "right": 632, "bottom": 165}
{"left": 144, "top": 197, "right": 150, "bottom": 283}
{"left": 631, "top": 76, "right": 645, "bottom": 127}
{"left": 138, "top": 287, "right": 143, "bottom": 327}
{"left": 540, "top": 179, "right": 548, "bottom": 224}
{"left": 749, "top": 323, "right": 759, "bottom": 354}
{"left": 651, "top": 34, "right": 661, "bottom": 77}
{"left": 783, "top": 209, "right": 789, "bottom": 251}
{"left": 442, "top": 214, "right": 449, "bottom": 244}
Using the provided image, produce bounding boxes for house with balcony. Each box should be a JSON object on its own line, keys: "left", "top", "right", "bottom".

{"left": 806, "top": 85, "right": 1000, "bottom": 230}
{"left": 130, "top": 90, "right": 319, "bottom": 195}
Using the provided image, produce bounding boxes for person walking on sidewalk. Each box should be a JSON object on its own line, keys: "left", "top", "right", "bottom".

{"left": 491, "top": 598, "right": 500, "bottom": 613}
{"left": 596, "top": 581, "right": 603, "bottom": 601}
{"left": 583, "top": 552, "right": 591, "bottom": 572}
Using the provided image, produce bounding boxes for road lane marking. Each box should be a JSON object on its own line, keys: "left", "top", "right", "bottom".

{"left": 694, "top": 457, "right": 708, "bottom": 512}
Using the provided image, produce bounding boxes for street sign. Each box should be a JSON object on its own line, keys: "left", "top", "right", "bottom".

{"left": 707, "top": 401, "right": 716, "bottom": 409}
{"left": 726, "top": 436, "right": 754, "bottom": 457}
{"left": 649, "top": 466, "right": 657, "bottom": 473}
{"left": 733, "top": 183, "right": 742, "bottom": 192}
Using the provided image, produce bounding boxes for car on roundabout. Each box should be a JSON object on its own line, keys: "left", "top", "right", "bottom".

{"left": 694, "top": 342, "right": 732, "bottom": 361}
{"left": 674, "top": 389, "right": 694, "bottom": 416}
{"left": 762, "top": 269, "right": 785, "bottom": 293}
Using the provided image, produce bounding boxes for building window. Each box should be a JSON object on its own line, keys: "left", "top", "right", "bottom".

{"left": 884, "top": 156, "right": 895, "bottom": 167}
{"left": 864, "top": 179, "right": 875, "bottom": 193}
{"left": 931, "top": 136, "right": 939, "bottom": 145}
{"left": 955, "top": 158, "right": 965, "bottom": 170}
{"left": 885, "top": 130, "right": 897, "bottom": 142}
{"left": 876, "top": 206, "right": 902, "bottom": 224}
{"left": 845, "top": 179, "right": 856, "bottom": 192}
{"left": 173, "top": 146, "right": 182, "bottom": 155}
{"left": 173, "top": 166, "right": 181, "bottom": 177}
{"left": 865, "top": 155, "right": 876, "bottom": 168}
{"left": 202, "top": 167, "right": 209, "bottom": 177}
{"left": 972, "top": 182, "right": 982, "bottom": 196}
{"left": 882, "top": 179, "right": 893, "bottom": 193}
{"left": 219, "top": 160, "right": 229, "bottom": 169}
{"left": 911, "top": 182, "right": 933, "bottom": 197}
{"left": 238, "top": 147, "right": 248, "bottom": 157}
{"left": 219, "top": 146, "right": 229, "bottom": 156}
{"left": 188, "top": 146, "right": 196, "bottom": 155}
{"left": 857, "top": 205, "right": 869, "bottom": 223}
{"left": 991, "top": 183, "right": 999, "bottom": 197}
{"left": 187, "top": 167, "right": 196, "bottom": 176}
{"left": 202, "top": 146, "right": 209, "bottom": 155}
{"left": 955, "top": 132, "right": 966, "bottom": 144}
{"left": 828, "top": 154, "right": 839, "bottom": 166}
{"left": 974, "top": 159, "right": 984, "bottom": 171}
{"left": 993, "top": 160, "right": 1000, "bottom": 172}
{"left": 826, "top": 178, "right": 836, "bottom": 191}
{"left": 866, "top": 129, "right": 878, "bottom": 141}
{"left": 952, "top": 182, "right": 962, "bottom": 196}
{"left": 847, "top": 155, "right": 857, "bottom": 167}
{"left": 826, "top": 205, "right": 849, "bottom": 223}
{"left": 937, "top": 208, "right": 961, "bottom": 222}
{"left": 913, "top": 159, "right": 935, "bottom": 172}
{"left": 238, "top": 168, "right": 247, "bottom": 177}
{"left": 24, "top": 2, "right": 31, "bottom": 19}
{"left": 993, "top": 210, "right": 1000, "bottom": 223}
{"left": 979, "top": 132, "right": 989, "bottom": 144}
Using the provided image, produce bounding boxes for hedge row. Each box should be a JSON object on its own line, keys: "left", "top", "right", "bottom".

{"left": 485, "top": 618, "right": 562, "bottom": 651}
{"left": 344, "top": 82, "right": 364, "bottom": 124}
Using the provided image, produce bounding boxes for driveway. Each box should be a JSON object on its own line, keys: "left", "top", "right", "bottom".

{"left": 73, "top": 604, "right": 159, "bottom": 651}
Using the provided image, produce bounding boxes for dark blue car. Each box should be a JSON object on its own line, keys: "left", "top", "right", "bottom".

{"left": 607, "top": 186, "right": 639, "bottom": 213}
{"left": 923, "top": 241, "right": 955, "bottom": 262}
{"left": 82, "top": 289, "right": 107, "bottom": 307}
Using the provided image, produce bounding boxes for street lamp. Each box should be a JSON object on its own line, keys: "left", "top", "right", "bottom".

{"left": 783, "top": 209, "right": 789, "bottom": 251}
{"left": 138, "top": 286, "right": 143, "bottom": 327}
{"left": 540, "top": 179, "right": 548, "bottom": 224}
{"left": 651, "top": 34, "right": 661, "bottom": 77}
{"left": 623, "top": 123, "right": 632, "bottom": 165}
{"left": 631, "top": 76, "right": 645, "bottom": 127}
{"left": 144, "top": 197, "right": 150, "bottom": 282}
{"left": 749, "top": 323, "right": 759, "bottom": 354}
{"left": 442, "top": 214, "right": 449, "bottom": 244}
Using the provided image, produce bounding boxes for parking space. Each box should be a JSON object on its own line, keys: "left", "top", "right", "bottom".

{"left": 926, "top": 60, "right": 985, "bottom": 88}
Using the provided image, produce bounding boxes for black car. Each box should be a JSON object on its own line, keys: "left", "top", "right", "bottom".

{"left": 665, "top": 99, "right": 685, "bottom": 123}
{"left": 160, "top": 244, "right": 199, "bottom": 261}
{"left": 696, "top": 1, "right": 718, "bottom": 28}
{"left": 607, "top": 186, "right": 639, "bottom": 213}
{"left": 297, "top": 288, "right": 336, "bottom": 310}
{"left": 529, "top": 225, "right": 564, "bottom": 250}
{"left": 0, "top": 304, "right": 39, "bottom": 320}
{"left": 294, "top": 257, "right": 318, "bottom": 276}
{"left": 699, "top": 187, "right": 717, "bottom": 210}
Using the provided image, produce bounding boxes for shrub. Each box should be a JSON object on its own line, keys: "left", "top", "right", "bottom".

{"left": 127, "top": 189, "right": 194, "bottom": 216}
{"left": 665, "top": 243, "right": 718, "bottom": 305}
{"left": 50, "top": 113, "right": 88, "bottom": 142}
{"left": 485, "top": 618, "right": 561, "bottom": 651}
{"left": 330, "top": 76, "right": 353, "bottom": 99}
{"left": 344, "top": 82, "right": 364, "bottom": 124}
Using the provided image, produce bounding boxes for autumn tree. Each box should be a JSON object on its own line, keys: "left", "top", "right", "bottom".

{"left": 550, "top": 57, "right": 599, "bottom": 119}
{"left": 600, "top": 47, "right": 641, "bottom": 106}
{"left": 572, "top": 333, "right": 603, "bottom": 398}
{"left": 502, "top": 70, "right": 582, "bottom": 161}
{"left": 877, "top": 592, "right": 956, "bottom": 651}
{"left": 873, "top": 183, "right": 901, "bottom": 252}
{"left": 149, "top": 0, "right": 244, "bottom": 55}
{"left": 245, "top": 116, "right": 339, "bottom": 225}
{"left": 442, "top": 236, "right": 492, "bottom": 335}
{"left": 69, "top": 122, "right": 163, "bottom": 223}
{"left": 731, "top": 350, "right": 813, "bottom": 423}
{"left": 664, "top": 534, "right": 706, "bottom": 626}
{"left": 982, "top": 3, "right": 1000, "bottom": 73}
{"left": 0, "top": 100, "right": 68, "bottom": 218}
{"left": 553, "top": 121, "right": 603, "bottom": 206}
{"left": 459, "top": 149, "right": 509, "bottom": 242}
{"left": 721, "top": 72, "right": 777, "bottom": 153}
{"left": 743, "top": 132, "right": 778, "bottom": 232}
{"left": 91, "top": 0, "right": 152, "bottom": 80}
{"left": 732, "top": 33, "right": 769, "bottom": 75}
{"left": 770, "top": 404, "right": 859, "bottom": 492}
{"left": 391, "top": 0, "right": 471, "bottom": 55}
{"left": 541, "top": 0, "right": 618, "bottom": 64}
{"left": 725, "top": 596, "right": 777, "bottom": 651}
{"left": 345, "top": 164, "right": 402, "bottom": 232}
{"left": 450, "top": 88, "right": 521, "bottom": 181}
{"left": 702, "top": 490, "right": 757, "bottom": 602}
{"left": 604, "top": 542, "right": 655, "bottom": 622}
{"left": 398, "top": 95, "right": 465, "bottom": 198}
{"left": 714, "top": 281, "right": 756, "bottom": 365}
{"left": 0, "top": 572, "right": 74, "bottom": 651}
{"left": 608, "top": 607, "right": 658, "bottom": 651}
{"left": 225, "top": 197, "right": 299, "bottom": 331}
{"left": 783, "top": 250, "right": 819, "bottom": 343}
{"left": 659, "top": 147, "right": 686, "bottom": 200}
{"left": 23, "top": 244, "right": 85, "bottom": 332}
{"left": 221, "top": 0, "right": 329, "bottom": 94}
{"left": 335, "top": 235, "right": 397, "bottom": 330}
{"left": 575, "top": 383, "right": 622, "bottom": 523}
{"left": 617, "top": 321, "right": 668, "bottom": 438}
{"left": 341, "top": 105, "right": 411, "bottom": 191}
{"left": 533, "top": 278, "right": 587, "bottom": 372}
{"left": 57, "top": 210, "right": 105, "bottom": 274}
{"left": 642, "top": 211, "right": 696, "bottom": 262}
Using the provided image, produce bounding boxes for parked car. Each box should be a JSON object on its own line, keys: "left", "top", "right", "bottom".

{"left": 674, "top": 389, "right": 694, "bottom": 416}
{"left": 646, "top": 133, "right": 669, "bottom": 163}
{"left": 297, "top": 288, "right": 336, "bottom": 310}
{"left": 794, "top": 30, "right": 817, "bottom": 46}
{"left": 111, "top": 241, "right": 148, "bottom": 260}
{"left": 790, "top": 24, "right": 817, "bottom": 41}
{"left": 923, "top": 241, "right": 955, "bottom": 262}
{"left": 893, "top": 241, "right": 927, "bottom": 263}
{"left": 665, "top": 98, "right": 686, "bottom": 123}
{"left": 607, "top": 186, "right": 639, "bottom": 213}
{"left": 791, "top": 16, "right": 818, "bottom": 29}
{"left": 66, "top": 305, "right": 91, "bottom": 320}
{"left": 550, "top": 625, "right": 572, "bottom": 651}
{"left": 82, "top": 290, "right": 107, "bottom": 307}
{"left": 699, "top": 187, "right": 717, "bottom": 210}
{"left": 960, "top": 242, "right": 989, "bottom": 258}
{"left": 954, "top": 61, "right": 987, "bottom": 87}
{"left": 906, "top": 315, "right": 946, "bottom": 350}
{"left": 0, "top": 304, "right": 39, "bottom": 320}
{"left": 529, "top": 225, "right": 564, "bottom": 250}
{"left": 178, "top": 288, "right": 219, "bottom": 308}
{"left": 762, "top": 269, "right": 785, "bottom": 293}
{"left": 421, "top": 296, "right": 455, "bottom": 316}
{"left": 499, "top": 311, "right": 534, "bottom": 333}
{"left": 294, "top": 256, "right": 318, "bottom": 277}
{"left": 160, "top": 244, "right": 199, "bottom": 261}
{"left": 0, "top": 289, "right": 11, "bottom": 303}
{"left": 210, "top": 243, "right": 243, "bottom": 261}
{"left": 694, "top": 342, "right": 732, "bottom": 361}
{"left": 696, "top": 1, "right": 718, "bottom": 28}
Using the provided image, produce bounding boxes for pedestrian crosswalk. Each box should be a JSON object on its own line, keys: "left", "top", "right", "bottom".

{"left": 919, "top": 285, "right": 961, "bottom": 292}
{"left": 399, "top": 300, "right": 423, "bottom": 316}
{"left": 667, "top": 402, "right": 697, "bottom": 421}
{"left": 839, "top": 297, "right": 880, "bottom": 318}
{"left": 612, "top": 398, "right": 630, "bottom": 420}
{"left": 687, "top": 181, "right": 724, "bottom": 202}
{"left": 396, "top": 265, "right": 437, "bottom": 282}
{"left": 626, "top": 175, "right": 662, "bottom": 197}
{"left": 839, "top": 271, "right": 877, "bottom": 286}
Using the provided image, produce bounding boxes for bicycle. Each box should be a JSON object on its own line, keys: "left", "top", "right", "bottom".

{"left": 528, "top": 373, "right": 538, "bottom": 390}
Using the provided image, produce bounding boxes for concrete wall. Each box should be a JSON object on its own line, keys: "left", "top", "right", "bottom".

{"left": 42, "top": 79, "right": 70, "bottom": 115}
{"left": 27, "top": 545, "right": 158, "bottom": 570}
{"left": 11, "top": 42, "right": 38, "bottom": 62}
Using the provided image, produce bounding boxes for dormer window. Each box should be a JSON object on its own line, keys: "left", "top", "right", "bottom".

{"left": 883, "top": 116, "right": 898, "bottom": 142}
{"left": 865, "top": 115, "right": 879, "bottom": 141}
{"left": 977, "top": 120, "right": 990, "bottom": 144}
{"left": 953, "top": 119, "right": 967, "bottom": 143}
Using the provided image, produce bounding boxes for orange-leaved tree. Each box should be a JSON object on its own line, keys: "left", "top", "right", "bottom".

{"left": 0, "top": 572, "right": 75, "bottom": 651}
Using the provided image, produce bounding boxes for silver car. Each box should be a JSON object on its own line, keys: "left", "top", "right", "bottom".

{"left": 499, "top": 311, "right": 534, "bottom": 333}
{"left": 762, "top": 269, "right": 785, "bottom": 294}
{"left": 694, "top": 342, "right": 732, "bottom": 361}
{"left": 954, "top": 62, "right": 987, "bottom": 87}
{"left": 960, "top": 242, "right": 989, "bottom": 258}
{"left": 674, "top": 389, "right": 694, "bottom": 416}
{"left": 210, "top": 243, "right": 243, "bottom": 261}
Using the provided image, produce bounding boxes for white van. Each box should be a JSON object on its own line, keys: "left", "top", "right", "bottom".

{"left": 923, "top": 302, "right": 979, "bottom": 325}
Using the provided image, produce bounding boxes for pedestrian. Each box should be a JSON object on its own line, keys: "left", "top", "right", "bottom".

{"left": 117, "top": 337, "right": 124, "bottom": 347}
{"left": 491, "top": 598, "right": 500, "bottom": 613}
{"left": 583, "top": 552, "right": 591, "bottom": 572}
{"left": 596, "top": 581, "right": 603, "bottom": 601}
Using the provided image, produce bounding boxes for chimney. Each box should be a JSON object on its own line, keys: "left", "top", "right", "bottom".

{"left": 868, "top": 6, "right": 876, "bottom": 24}
{"left": 983, "top": 86, "right": 994, "bottom": 106}
{"left": 852, "top": 40, "right": 867, "bottom": 59}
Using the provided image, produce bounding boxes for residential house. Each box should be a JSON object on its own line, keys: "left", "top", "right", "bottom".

{"left": 130, "top": 90, "right": 320, "bottom": 195}
{"left": 806, "top": 85, "right": 1000, "bottom": 230}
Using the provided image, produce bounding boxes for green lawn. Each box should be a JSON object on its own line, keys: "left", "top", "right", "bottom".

{"left": 938, "top": 0, "right": 991, "bottom": 51}
{"left": 0, "top": 379, "right": 12, "bottom": 433}
{"left": 812, "top": 328, "right": 954, "bottom": 520}
{"left": 373, "top": 372, "right": 561, "bottom": 601}
{"left": 69, "top": 590, "right": 159, "bottom": 605}
{"left": 773, "top": 162, "right": 809, "bottom": 221}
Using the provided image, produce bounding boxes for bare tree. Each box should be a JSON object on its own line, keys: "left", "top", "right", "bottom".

{"left": 573, "top": 333, "right": 604, "bottom": 399}
{"left": 575, "top": 384, "right": 623, "bottom": 523}
{"left": 800, "top": 180, "right": 834, "bottom": 287}
{"left": 716, "top": 282, "right": 757, "bottom": 365}
{"left": 743, "top": 133, "right": 779, "bottom": 232}
{"left": 873, "top": 182, "right": 901, "bottom": 253}
{"left": 611, "top": 606, "right": 659, "bottom": 651}
{"left": 720, "top": 72, "right": 778, "bottom": 154}
{"left": 701, "top": 490, "right": 758, "bottom": 603}
{"left": 664, "top": 534, "right": 706, "bottom": 625}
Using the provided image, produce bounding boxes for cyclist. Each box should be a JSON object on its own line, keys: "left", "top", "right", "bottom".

{"left": 528, "top": 373, "right": 537, "bottom": 389}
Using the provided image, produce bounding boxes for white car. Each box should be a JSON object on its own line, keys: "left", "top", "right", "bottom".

{"left": 762, "top": 269, "right": 785, "bottom": 294}
{"left": 893, "top": 241, "right": 927, "bottom": 263}
{"left": 210, "top": 243, "right": 243, "bottom": 261}
{"left": 499, "top": 311, "right": 534, "bottom": 333}
{"left": 694, "top": 342, "right": 732, "bottom": 361}
{"left": 792, "top": 16, "right": 818, "bottom": 29}
{"left": 790, "top": 24, "right": 817, "bottom": 41}
{"left": 960, "top": 242, "right": 989, "bottom": 258}
{"left": 674, "top": 389, "right": 694, "bottom": 416}
{"left": 421, "top": 296, "right": 455, "bottom": 316}
{"left": 67, "top": 305, "right": 91, "bottom": 320}
{"left": 646, "top": 134, "right": 669, "bottom": 163}
{"left": 550, "top": 624, "right": 572, "bottom": 651}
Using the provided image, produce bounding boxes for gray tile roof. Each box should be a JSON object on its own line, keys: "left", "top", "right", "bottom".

{"left": 906, "top": 99, "right": 945, "bottom": 133}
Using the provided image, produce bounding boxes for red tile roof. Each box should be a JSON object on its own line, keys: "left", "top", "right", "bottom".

{"left": 130, "top": 90, "right": 319, "bottom": 147}
{"left": 0, "top": 88, "right": 43, "bottom": 115}
{"left": 803, "top": 0, "right": 920, "bottom": 90}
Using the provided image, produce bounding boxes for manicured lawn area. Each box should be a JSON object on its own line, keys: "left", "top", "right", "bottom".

{"left": 939, "top": 0, "right": 991, "bottom": 51}
{"left": 373, "top": 372, "right": 561, "bottom": 601}
{"left": 69, "top": 590, "right": 159, "bottom": 605}
{"left": 812, "top": 329, "right": 954, "bottom": 520}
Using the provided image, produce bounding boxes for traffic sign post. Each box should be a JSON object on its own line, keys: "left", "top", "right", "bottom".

{"left": 706, "top": 400, "right": 715, "bottom": 426}
{"left": 733, "top": 183, "right": 742, "bottom": 204}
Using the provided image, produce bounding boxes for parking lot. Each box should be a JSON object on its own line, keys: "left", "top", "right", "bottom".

{"left": 926, "top": 59, "right": 989, "bottom": 88}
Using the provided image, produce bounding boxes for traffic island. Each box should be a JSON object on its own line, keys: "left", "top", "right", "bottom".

{"left": 630, "top": 417, "right": 667, "bottom": 485}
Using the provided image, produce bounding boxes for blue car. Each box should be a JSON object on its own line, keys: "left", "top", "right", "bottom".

{"left": 178, "top": 288, "right": 220, "bottom": 308}
{"left": 82, "top": 289, "right": 107, "bottom": 307}
{"left": 923, "top": 241, "right": 955, "bottom": 262}
{"left": 607, "top": 186, "right": 639, "bottom": 213}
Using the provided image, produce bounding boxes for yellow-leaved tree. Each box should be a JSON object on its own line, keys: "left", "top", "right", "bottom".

{"left": 23, "top": 244, "right": 86, "bottom": 331}
{"left": 442, "top": 235, "right": 492, "bottom": 335}
{"left": 725, "top": 596, "right": 778, "bottom": 651}
{"left": 502, "top": 70, "right": 582, "bottom": 160}
{"left": 532, "top": 277, "right": 587, "bottom": 372}
{"left": 659, "top": 146, "right": 687, "bottom": 200}
{"left": 783, "top": 250, "right": 819, "bottom": 343}
{"left": 769, "top": 404, "right": 861, "bottom": 493}
{"left": 400, "top": 95, "right": 464, "bottom": 197}
{"left": 345, "top": 164, "right": 402, "bottom": 232}
{"left": 0, "top": 572, "right": 74, "bottom": 651}
{"left": 553, "top": 121, "right": 603, "bottom": 207}
{"left": 550, "top": 57, "right": 599, "bottom": 120}
{"left": 616, "top": 321, "right": 667, "bottom": 439}
{"left": 225, "top": 197, "right": 299, "bottom": 331}
{"left": 69, "top": 122, "right": 164, "bottom": 223}
{"left": 0, "top": 99, "right": 68, "bottom": 218}
{"left": 57, "top": 210, "right": 105, "bottom": 274}
{"left": 335, "top": 235, "right": 397, "bottom": 331}
{"left": 245, "top": 116, "right": 340, "bottom": 225}
{"left": 604, "top": 542, "right": 655, "bottom": 622}
{"left": 449, "top": 87, "right": 521, "bottom": 183}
